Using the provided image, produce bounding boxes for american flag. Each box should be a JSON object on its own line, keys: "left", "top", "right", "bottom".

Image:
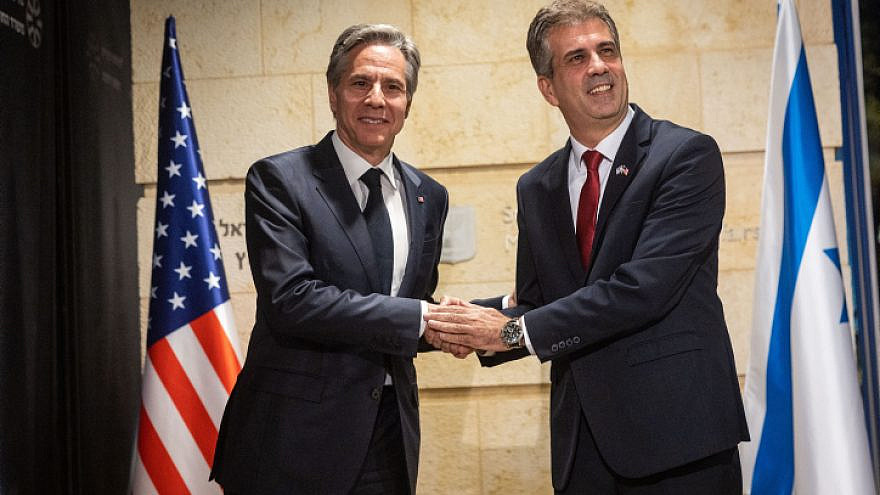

{"left": 132, "top": 17, "right": 242, "bottom": 494}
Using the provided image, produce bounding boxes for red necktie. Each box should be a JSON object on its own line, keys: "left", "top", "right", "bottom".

{"left": 576, "top": 150, "right": 602, "bottom": 270}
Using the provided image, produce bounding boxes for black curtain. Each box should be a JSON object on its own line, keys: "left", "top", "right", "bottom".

{"left": 0, "top": 1, "right": 141, "bottom": 493}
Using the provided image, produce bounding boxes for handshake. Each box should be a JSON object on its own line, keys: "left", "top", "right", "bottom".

{"left": 423, "top": 294, "right": 516, "bottom": 359}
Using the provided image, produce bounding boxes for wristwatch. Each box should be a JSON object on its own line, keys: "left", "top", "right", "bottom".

{"left": 500, "top": 318, "right": 524, "bottom": 350}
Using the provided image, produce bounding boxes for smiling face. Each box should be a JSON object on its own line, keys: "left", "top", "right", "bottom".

{"left": 537, "top": 18, "right": 629, "bottom": 147}
{"left": 329, "top": 43, "right": 410, "bottom": 165}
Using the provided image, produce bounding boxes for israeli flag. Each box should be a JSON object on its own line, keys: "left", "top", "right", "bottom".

{"left": 740, "top": 0, "right": 875, "bottom": 493}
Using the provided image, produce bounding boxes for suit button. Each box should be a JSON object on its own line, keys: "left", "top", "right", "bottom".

{"left": 551, "top": 344, "right": 559, "bottom": 352}
{"left": 573, "top": 336, "right": 581, "bottom": 344}
{"left": 559, "top": 341, "right": 566, "bottom": 349}
{"left": 371, "top": 387, "right": 382, "bottom": 401}
{"left": 566, "top": 338, "right": 573, "bottom": 346}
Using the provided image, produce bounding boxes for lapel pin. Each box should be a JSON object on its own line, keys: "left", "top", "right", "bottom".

{"left": 417, "top": 196, "right": 424, "bottom": 203}
{"left": 615, "top": 165, "right": 630, "bottom": 176}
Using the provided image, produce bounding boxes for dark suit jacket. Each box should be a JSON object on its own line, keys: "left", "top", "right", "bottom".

{"left": 482, "top": 105, "right": 749, "bottom": 489}
{"left": 211, "top": 132, "right": 448, "bottom": 494}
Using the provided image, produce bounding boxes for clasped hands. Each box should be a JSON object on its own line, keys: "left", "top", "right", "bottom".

{"left": 424, "top": 296, "right": 511, "bottom": 359}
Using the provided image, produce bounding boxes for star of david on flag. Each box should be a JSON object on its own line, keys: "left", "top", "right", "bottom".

{"left": 131, "top": 16, "right": 243, "bottom": 494}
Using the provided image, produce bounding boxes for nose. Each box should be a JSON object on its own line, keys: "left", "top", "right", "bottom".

{"left": 364, "top": 83, "right": 385, "bottom": 108}
{"left": 587, "top": 51, "right": 609, "bottom": 76}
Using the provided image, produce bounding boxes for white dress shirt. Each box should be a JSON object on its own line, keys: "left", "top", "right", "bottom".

{"left": 332, "top": 132, "right": 427, "bottom": 382}
{"left": 520, "top": 106, "right": 635, "bottom": 355}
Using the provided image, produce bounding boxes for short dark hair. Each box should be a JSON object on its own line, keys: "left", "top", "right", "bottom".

{"left": 526, "top": 0, "right": 621, "bottom": 78}
{"left": 326, "top": 24, "right": 421, "bottom": 103}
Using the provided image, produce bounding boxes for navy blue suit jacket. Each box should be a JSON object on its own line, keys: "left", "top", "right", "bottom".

{"left": 482, "top": 105, "right": 749, "bottom": 488}
{"left": 211, "top": 132, "right": 448, "bottom": 494}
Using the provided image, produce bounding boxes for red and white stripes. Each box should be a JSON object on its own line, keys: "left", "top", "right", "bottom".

{"left": 132, "top": 301, "right": 242, "bottom": 494}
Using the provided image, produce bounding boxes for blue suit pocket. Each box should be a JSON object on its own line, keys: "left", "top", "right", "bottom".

{"left": 245, "top": 366, "right": 325, "bottom": 402}
{"left": 626, "top": 331, "right": 702, "bottom": 366}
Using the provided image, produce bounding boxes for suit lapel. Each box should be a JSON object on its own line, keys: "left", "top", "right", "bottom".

{"left": 590, "top": 106, "right": 651, "bottom": 271}
{"left": 311, "top": 133, "right": 382, "bottom": 293}
{"left": 540, "top": 141, "right": 586, "bottom": 288}
{"left": 396, "top": 159, "right": 425, "bottom": 298}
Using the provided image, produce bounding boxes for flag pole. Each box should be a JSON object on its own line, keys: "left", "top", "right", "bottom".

{"left": 832, "top": 0, "right": 880, "bottom": 482}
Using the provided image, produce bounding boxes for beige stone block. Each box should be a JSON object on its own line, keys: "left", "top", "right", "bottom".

{"left": 701, "top": 44, "right": 841, "bottom": 153}
{"left": 806, "top": 45, "right": 843, "bottom": 148}
{"left": 417, "top": 395, "right": 482, "bottom": 495}
{"left": 209, "top": 189, "right": 253, "bottom": 293}
{"left": 700, "top": 48, "right": 772, "bottom": 153}
{"left": 479, "top": 392, "right": 552, "bottom": 494}
{"left": 134, "top": 75, "right": 314, "bottom": 184}
{"left": 412, "top": 0, "right": 545, "bottom": 66}
{"left": 826, "top": 156, "right": 850, "bottom": 260}
{"left": 627, "top": 53, "right": 703, "bottom": 131}
{"left": 137, "top": 192, "right": 157, "bottom": 297}
{"left": 133, "top": 83, "right": 159, "bottom": 185}
{"left": 431, "top": 166, "right": 527, "bottom": 283}
{"left": 311, "top": 75, "right": 335, "bottom": 143}
{"left": 229, "top": 292, "right": 257, "bottom": 356}
{"left": 797, "top": 0, "right": 835, "bottom": 44}
{"left": 261, "top": 0, "right": 411, "bottom": 76}
{"left": 417, "top": 348, "right": 550, "bottom": 389}
{"left": 718, "top": 268, "right": 755, "bottom": 374}
{"left": 403, "top": 62, "right": 556, "bottom": 168}
{"left": 720, "top": 152, "right": 763, "bottom": 272}
{"left": 131, "top": 0, "right": 262, "bottom": 83}
{"left": 138, "top": 296, "right": 149, "bottom": 364}
{"left": 607, "top": 0, "right": 775, "bottom": 55}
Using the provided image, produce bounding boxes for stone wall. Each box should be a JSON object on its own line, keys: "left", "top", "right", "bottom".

{"left": 131, "top": 1, "right": 844, "bottom": 492}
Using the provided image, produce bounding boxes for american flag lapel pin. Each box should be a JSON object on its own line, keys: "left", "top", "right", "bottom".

{"left": 615, "top": 165, "right": 630, "bottom": 176}
{"left": 417, "top": 196, "right": 425, "bottom": 203}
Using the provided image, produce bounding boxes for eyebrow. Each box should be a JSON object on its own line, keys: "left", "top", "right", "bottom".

{"left": 563, "top": 48, "right": 587, "bottom": 60}
{"left": 348, "top": 71, "right": 405, "bottom": 85}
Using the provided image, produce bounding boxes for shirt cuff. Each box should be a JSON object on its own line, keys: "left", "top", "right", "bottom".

{"left": 520, "top": 316, "right": 536, "bottom": 355}
{"left": 501, "top": 294, "right": 510, "bottom": 309}
{"left": 419, "top": 300, "right": 427, "bottom": 338}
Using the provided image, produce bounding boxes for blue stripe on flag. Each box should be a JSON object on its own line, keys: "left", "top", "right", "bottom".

{"left": 752, "top": 47, "right": 825, "bottom": 494}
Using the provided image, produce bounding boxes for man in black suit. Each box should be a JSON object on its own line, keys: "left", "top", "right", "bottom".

{"left": 425, "top": 1, "right": 749, "bottom": 493}
{"left": 211, "top": 24, "right": 459, "bottom": 494}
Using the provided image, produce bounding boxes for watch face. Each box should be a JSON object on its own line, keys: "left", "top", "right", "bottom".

{"left": 502, "top": 320, "right": 521, "bottom": 347}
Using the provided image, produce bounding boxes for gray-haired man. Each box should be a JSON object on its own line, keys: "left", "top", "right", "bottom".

{"left": 211, "top": 24, "right": 456, "bottom": 494}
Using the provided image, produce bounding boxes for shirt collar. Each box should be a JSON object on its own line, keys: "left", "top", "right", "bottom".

{"left": 569, "top": 105, "right": 635, "bottom": 167}
{"left": 331, "top": 131, "right": 398, "bottom": 190}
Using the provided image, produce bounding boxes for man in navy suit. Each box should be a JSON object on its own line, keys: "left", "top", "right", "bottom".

{"left": 211, "top": 24, "right": 459, "bottom": 494}
{"left": 426, "top": 1, "right": 749, "bottom": 493}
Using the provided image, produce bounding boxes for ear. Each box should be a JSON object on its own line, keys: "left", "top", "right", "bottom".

{"left": 328, "top": 85, "right": 338, "bottom": 118}
{"left": 537, "top": 76, "right": 559, "bottom": 107}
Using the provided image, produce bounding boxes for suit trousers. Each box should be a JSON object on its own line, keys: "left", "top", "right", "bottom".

{"left": 558, "top": 411, "right": 742, "bottom": 494}
{"left": 351, "top": 385, "right": 410, "bottom": 495}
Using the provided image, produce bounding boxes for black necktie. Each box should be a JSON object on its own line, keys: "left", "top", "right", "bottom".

{"left": 360, "top": 168, "right": 393, "bottom": 295}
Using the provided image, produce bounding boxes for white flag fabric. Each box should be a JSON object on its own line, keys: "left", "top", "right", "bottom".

{"left": 740, "top": 0, "right": 875, "bottom": 493}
